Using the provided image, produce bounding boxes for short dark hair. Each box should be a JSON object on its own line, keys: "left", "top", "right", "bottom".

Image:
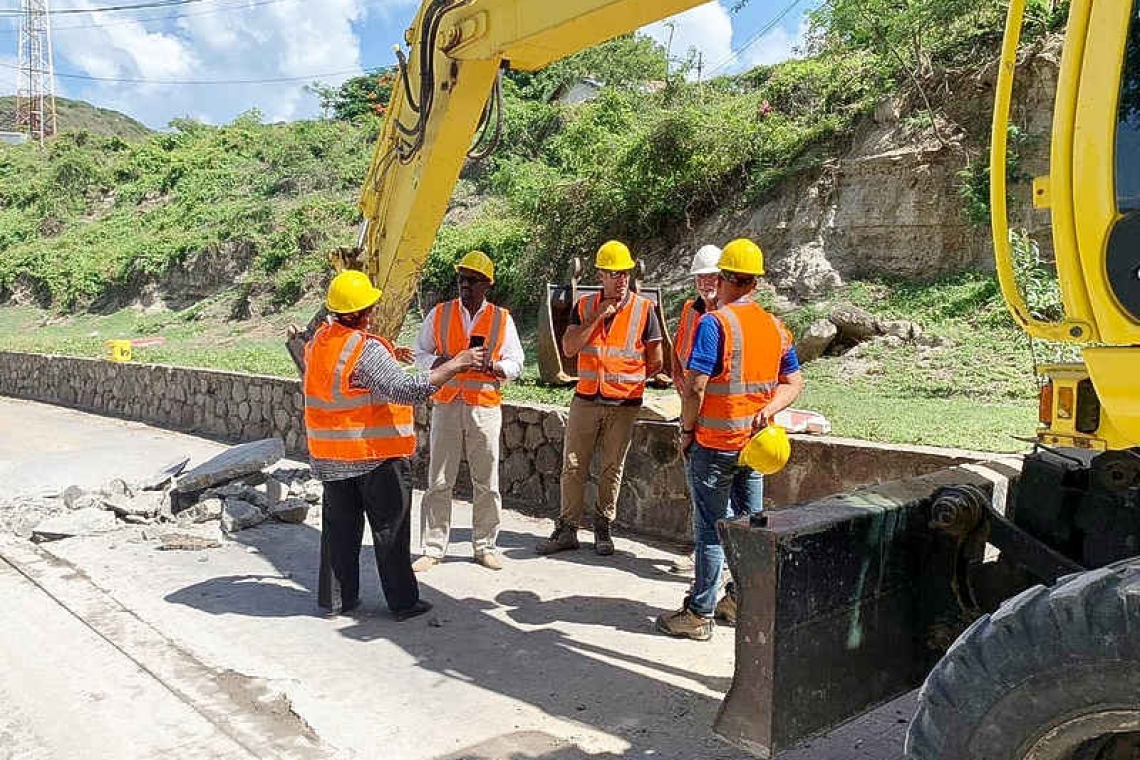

{"left": 335, "top": 308, "right": 371, "bottom": 329}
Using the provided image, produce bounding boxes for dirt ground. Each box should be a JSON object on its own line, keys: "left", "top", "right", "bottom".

{"left": 0, "top": 397, "right": 912, "bottom": 760}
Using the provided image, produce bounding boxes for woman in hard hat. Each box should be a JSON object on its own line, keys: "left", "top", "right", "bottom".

{"left": 304, "top": 270, "right": 484, "bottom": 620}
{"left": 411, "top": 251, "right": 525, "bottom": 573}
{"left": 657, "top": 239, "right": 804, "bottom": 642}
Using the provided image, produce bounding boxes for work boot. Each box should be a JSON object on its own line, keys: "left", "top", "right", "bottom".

{"left": 536, "top": 521, "right": 579, "bottom": 555}
{"left": 593, "top": 518, "right": 614, "bottom": 556}
{"left": 655, "top": 606, "right": 713, "bottom": 641}
{"left": 715, "top": 594, "right": 737, "bottom": 626}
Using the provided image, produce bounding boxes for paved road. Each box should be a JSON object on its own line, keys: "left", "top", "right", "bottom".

{"left": 0, "top": 398, "right": 911, "bottom": 760}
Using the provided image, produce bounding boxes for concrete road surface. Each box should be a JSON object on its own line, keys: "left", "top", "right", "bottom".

{"left": 0, "top": 398, "right": 913, "bottom": 760}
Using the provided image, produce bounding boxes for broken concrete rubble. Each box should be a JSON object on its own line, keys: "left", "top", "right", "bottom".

{"left": 32, "top": 508, "right": 117, "bottom": 542}
{"left": 135, "top": 456, "right": 190, "bottom": 492}
{"left": 220, "top": 499, "right": 266, "bottom": 533}
{"left": 269, "top": 498, "right": 310, "bottom": 524}
{"left": 173, "top": 438, "right": 285, "bottom": 494}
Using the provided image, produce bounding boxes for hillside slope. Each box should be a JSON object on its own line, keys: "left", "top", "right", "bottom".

{"left": 0, "top": 96, "right": 150, "bottom": 140}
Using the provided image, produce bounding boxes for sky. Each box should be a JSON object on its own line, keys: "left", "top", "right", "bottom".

{"left": 0, "top": 0, "right": 818, "bottom": 130}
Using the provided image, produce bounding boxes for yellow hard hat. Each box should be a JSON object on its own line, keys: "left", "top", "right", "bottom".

{"left": 738, "top": 425, "right": 791, "bottom": 475}
{"left": 326, "top": 270, "right": 382, "bottom": 314}
{"left": 595, "top": 240, "right": 636, "bottom": 271}
{"left": 719, "top": 238, "right": 765, "bottom": 276}
{"left": 454, "top": 250, "right": 495, "bottom": 284}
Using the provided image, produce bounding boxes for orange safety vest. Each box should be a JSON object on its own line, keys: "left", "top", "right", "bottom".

{"left": 303, "top": 321, "right": 416, "bottom": 462}
{"left": 673, "top": 298, "right": 703, "bottom": 376}
{"left": 575, "top": 292, "right": 653, "bottom": 401}
{"left": 695, "top": 301, "right": 794, "bottom": 452}
{"left": 431, "top": 299, "right": 509, "bottom": 407}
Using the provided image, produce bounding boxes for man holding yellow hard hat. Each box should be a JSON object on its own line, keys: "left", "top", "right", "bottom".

{"left": 656, "top": 238, "right": 803, "bottom": 641}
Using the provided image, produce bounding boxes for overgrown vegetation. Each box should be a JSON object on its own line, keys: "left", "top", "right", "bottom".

{"left": 0, "top": 0, "right": 1067, "bottom": 449}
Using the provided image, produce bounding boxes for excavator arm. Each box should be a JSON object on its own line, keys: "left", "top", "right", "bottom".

{"left": 353, "top": 0, "right": 710, "bottom": 337}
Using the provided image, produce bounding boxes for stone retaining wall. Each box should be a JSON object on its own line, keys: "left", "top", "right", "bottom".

{"left": 0, "top": 351, "right": 990, "bottom": 542}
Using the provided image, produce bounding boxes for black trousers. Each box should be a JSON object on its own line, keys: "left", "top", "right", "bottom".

{"left": 318, "top": 458, "right": 419, "bottom": 613}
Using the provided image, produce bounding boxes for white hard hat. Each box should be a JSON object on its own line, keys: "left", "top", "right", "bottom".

{"left": 690, "top": 244, "right": 722, "bottom": 275}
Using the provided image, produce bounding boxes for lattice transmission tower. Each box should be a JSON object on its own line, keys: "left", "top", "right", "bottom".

{"left": 14, "top": 0, "right": 57, "bottom": 144}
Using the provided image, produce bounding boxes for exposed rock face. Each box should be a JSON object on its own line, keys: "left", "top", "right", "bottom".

{"left": 648, "top": 37, "right": 1060, "bottom": 301}
{"left": 797, "top": 319, "right": 839, "bottom": 363}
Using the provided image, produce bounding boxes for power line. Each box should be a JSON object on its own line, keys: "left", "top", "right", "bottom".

{"left": 0, "top": 0, "right": 292, "bottom": 34}
{"left": 0, "top": 58, "right": 371, "bottom": 84}
{"left": 705, "top": 0, "right": 809, "bottom": 78}
{"left": 0, "top": 0, "right": 220, "bottom": 16}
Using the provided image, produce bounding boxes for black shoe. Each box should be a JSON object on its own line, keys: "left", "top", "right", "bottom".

{"left": 321, "top": 598, "right": 361, "bottom": 617}
{"left": 391, "top": 599, "right": 433, "bottom": 622}
{"left": 594, "top": 518, "right": 614, "bottom": 556}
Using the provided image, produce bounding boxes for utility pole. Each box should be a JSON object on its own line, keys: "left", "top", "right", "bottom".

{"left": 15, "top": 0, "right": 58, "bottom": 145}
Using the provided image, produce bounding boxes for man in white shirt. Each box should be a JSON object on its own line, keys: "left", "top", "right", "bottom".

{"left": 412, "top": 251, "right": 525, "bottom": 571}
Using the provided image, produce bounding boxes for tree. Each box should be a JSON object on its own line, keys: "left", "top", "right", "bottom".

{"left": 307, "top": 68, "right": 397, "bottom": 122}
{"left": 507, "top": 33, "right": 668, "bottom": 101}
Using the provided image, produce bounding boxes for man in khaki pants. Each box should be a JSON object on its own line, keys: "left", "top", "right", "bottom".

{"left": 537, "top": 241, "right": 663, "bottom": 557}
{"left": 413, "top": 251, "right": 524, "bottom": 571}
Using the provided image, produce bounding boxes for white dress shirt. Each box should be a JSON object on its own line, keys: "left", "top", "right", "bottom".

{"left": 414, "top": 299, "right": 524, "bottom": 381}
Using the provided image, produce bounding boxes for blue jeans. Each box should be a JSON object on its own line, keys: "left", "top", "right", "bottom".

{"left": 686, "top": 442, "right": 762, "bottom": 617}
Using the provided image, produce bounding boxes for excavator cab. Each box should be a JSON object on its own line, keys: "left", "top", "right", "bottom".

{"left": 537, "top": 256, "right": 675, "bottom": 387}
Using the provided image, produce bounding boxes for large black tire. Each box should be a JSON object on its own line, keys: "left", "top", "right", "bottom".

{"left": 906, "top": 559, "right": 1140, "bottom": 760}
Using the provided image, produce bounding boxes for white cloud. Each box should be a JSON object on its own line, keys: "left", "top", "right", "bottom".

{"left": 642, "top": 2, "right": 734, "bottom": 78}
{"left": 738, "top": 17, "right": 809, "bottom": 70}
{"left": 46, "top": 0, "right": 376, "bottom": 128}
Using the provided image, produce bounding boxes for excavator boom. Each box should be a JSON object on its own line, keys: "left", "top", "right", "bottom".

{"left": 356, "top": 0, "right": 708, "bottom": 337}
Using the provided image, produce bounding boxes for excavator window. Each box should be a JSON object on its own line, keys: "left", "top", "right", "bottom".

{"left": 1106, "top": 0, "right": 1140, "bottom": 323}
{"left": 1118, "top": 0, "right": 1140, "bottom": 211}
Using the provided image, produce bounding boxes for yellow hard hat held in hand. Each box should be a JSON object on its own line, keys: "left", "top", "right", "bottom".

{"left": 455, "top": 250, "right": 495, "bottom": 283}
{"left": 720, "top": 238, "right": 765, "bottom": 276}
{"left": 739, "top": 424, "right": 791, "bottom": 475}
{"left": 595, "top": 240, "right": 636, "bottom": 271}
{"left": 327, "top": 270, "right": 383, "bottom": 314}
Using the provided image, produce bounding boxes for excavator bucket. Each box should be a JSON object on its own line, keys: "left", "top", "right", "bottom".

{"left": 537, "top": 257, "right": 674, "bottom": 386}
{"left": 714, "top": 459, "right": 1021, "bottom": 757}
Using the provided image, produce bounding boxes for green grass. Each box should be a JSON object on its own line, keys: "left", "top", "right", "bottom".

{"left": 0, "top": 271, "right": 1044, "bottom": 452}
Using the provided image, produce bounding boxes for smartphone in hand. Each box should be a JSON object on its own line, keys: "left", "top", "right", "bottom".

{"left": 468, "top": 335, "right": 486, "bottom": 348}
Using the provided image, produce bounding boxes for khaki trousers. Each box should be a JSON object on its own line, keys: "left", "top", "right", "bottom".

{"left": 420, "top": 400, "right": 502, "bottom": 558}
{"left": 559, "top": 395, "right": 640, "bottom": 526}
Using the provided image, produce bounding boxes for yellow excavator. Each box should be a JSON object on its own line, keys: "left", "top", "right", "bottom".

{"left": 325, "top": 0, "right": 1140, "bottom": 757}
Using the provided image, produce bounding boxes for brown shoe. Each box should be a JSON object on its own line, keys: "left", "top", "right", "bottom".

{"left": 474, "top": 552, "right": 503, "bottom": 570}
{"left": 715, "top": 593, "right": 737, "bottom": 626}
{"left": 656, "top": 606, "right": 713, "bottom": 641}
{"left": 536, "top": 521, "right": 579, "bottom": 555}
{"left": 411, "top": 555, "right": 440, "bottom": 573}
{"left": 593, "top": 518, "right": 614, "bottom": 556}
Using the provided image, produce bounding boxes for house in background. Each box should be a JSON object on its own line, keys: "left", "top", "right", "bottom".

{"left": 547, "top": 77, "right": 604, "bottom": 106}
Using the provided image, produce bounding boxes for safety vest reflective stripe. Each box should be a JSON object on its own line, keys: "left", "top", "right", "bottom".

{"left": 308, "top": 424, "right": 416, "bottom": 440}
{"left": 574, "top": 292, "right": 650, "bottom": 400}
{"left": 695, "top": 302, "right": 786, "bottom": 452}
{"left": 674, "top": 300, "right": 700, "bottom": 370}
{"left": 303, "top": 322, "right": 416, "bottom": 461}
{"left": 432, "top": 300, "right": 507, "bottom": 407}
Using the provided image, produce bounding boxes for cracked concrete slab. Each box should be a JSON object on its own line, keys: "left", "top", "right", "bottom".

{"left": 0, "top": 397, "right": 911, "bottom": 760}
